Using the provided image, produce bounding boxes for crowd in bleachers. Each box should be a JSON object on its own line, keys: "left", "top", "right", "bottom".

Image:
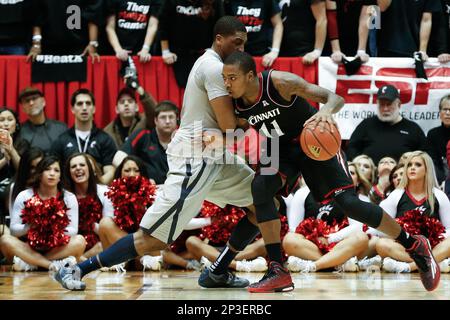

{"left": 0, "top": 0, "right": 450, "bottom": 275}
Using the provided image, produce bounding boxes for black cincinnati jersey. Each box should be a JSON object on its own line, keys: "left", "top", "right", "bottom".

{"left": 234, "top": 69, "right": 317, "bottom": 143}
{"left": 303, "top": 191, "right": 347, "bottom": 225}
{"left": 396, "top": 190, "right": 440, "bottom": 220}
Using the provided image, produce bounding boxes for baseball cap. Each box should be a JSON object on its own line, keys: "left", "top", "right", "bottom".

{"left": 18, "top": 87, "right": 43, "bottom": 103}
{"left": 116, "top": 87, "right": 136, "bottom": 103}
{"left": 377, "top": 85, "right": 399, "bottom": 102}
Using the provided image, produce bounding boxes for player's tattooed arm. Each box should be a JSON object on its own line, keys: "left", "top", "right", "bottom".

{"left": 272, "top": 70, "right": 344, "bottom": 114}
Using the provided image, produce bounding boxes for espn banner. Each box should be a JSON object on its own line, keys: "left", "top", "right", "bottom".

{"left": 318, "top": 57, "right": 450, "bottom": 139}
{"left": 32, "top": 55, "right": 87, "bottom": 83}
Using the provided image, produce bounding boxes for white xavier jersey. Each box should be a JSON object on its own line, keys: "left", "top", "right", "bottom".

{"left": 166, "top": 49, "right": 228, "bottom": 159}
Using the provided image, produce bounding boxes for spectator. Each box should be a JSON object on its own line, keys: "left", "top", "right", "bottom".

{"left": 371, "top": 151, "right": 450, "bottom": 273}
{"left": 0, "top": 0, "right": 35, "bottom": 55}
{"left": 105, "top": 0, "right": 161, "bottom": 62}
{"left": 384, "top": 164, "right": 405, "bottom": 198}
{"left": 0, "top": 107, "right": 30, "bottom": 219}
{"left": 279, "top": 0, "right": 327, "bottom": 65}
{"left": 28, "top": 0, "right": 102, "bottom": 62}
{"left": 64, "top": 153, "right": 114, "bottom": 261}
{"left": 429, "top": 0, "right": 450, "bottom": 63}
{"left": 377, "top": 0, "right": 442, "bottom": 59}
{"left": 325, "top": 0, "right": 376, "bottom": 64}
{"left": 347, "top": 84, "right": 428, "bottom": 164}
{"left": 0, "top": 155, "right": 85, "bottom": 271}
{"left": 158, "top": 0, "right": 224, "bottom": 87}
{"left": 224, "top": 0, "right": 283, "bottom": 67}
{"left": 17, "top": 87, "right": 68, "bottom": 152}
{"left": 103, "top": 78, "right": 157, "bottom": 149}
{"left": 113, "top": 100, "right": 179, "bottom": 185}
{"left": 427, "top": 94, "right": 450, "bottom": 186}
{"left": 369, "top": 156, "right": 397, "bottom": 204}
{"left": 51, "top": 89, "right": 117, "bottom": 184}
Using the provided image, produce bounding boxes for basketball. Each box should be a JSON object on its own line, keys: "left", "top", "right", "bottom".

{"left": 300, "top": 123, "right": 341, "bottom": 161}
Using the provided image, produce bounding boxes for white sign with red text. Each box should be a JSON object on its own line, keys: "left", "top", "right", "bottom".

{"left": 318, "top": 57, "right": 450, "bottom": 139}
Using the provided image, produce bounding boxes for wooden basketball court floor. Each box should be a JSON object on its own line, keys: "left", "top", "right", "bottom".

{"left": 1, "top": 266, "right": 450, "bottom": 300}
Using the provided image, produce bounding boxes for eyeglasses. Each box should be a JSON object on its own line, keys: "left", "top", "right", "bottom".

{"left": 440, "top": 108, "right": 450, "bottom": 113}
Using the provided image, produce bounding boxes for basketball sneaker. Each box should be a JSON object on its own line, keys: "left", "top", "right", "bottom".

{"left": 286, "top": 256, "right": 316, "bottom": 273}
{"left": 12, "top": 256, "right": 38, "bottom": 272}
{"left": 54, "top": 265, "right": 86, "bottom": 291}
{"left": 406, "top": 235, "right": 440, "bottom": 291}
{"left": 439, "top": 258, "right": 450, "bottom": 273}
{"left": 198, "top": 268, "right": 249, "bottom": 288}
{"left": 382, "top": 257, "right": 411, "bottom": 273}
{"left": 335, "top": 257, "right": 359, "bottom": 272}
{"left": 236, "top": 257, "right": 268, "bottom": 272}
{"left": 141, "top": 255, "right": 163, "bottom": 271}
{"left": 247, "top": 261, "right": 294, "bottom": 293}
{"left": 358, "top": 255, "right": 382, "bottom": 272}
{"left": 49, "top": 256, "right": 77, "bottom": 272}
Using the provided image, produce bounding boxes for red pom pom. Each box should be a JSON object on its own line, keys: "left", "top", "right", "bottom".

{"left": 106, "top": 176, "right": 157, "bottom": 233}
{"left": 198, "top": 201, "right": 246, "bottom": 245}
{"left": 21, "top": 192, "right": 70, "bottom": 251}
{"left": 396, "top": 209, "right": 445, "bottom": 248}
{"left": 78, "top": 196, "right": 103, "bottom": 250}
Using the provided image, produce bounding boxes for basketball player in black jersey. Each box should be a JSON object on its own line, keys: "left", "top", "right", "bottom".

{"left": 215, "top": 51, "right": 440, "bottom": 292}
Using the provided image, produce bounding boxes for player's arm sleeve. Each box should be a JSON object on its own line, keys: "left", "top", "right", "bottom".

{"left": 65, "top": 192, "right": 79, "bottom": 236}
{"left": 184, "top": 217, "right": 212, "bottom": 230}
{"left": 10, "top": 191, "right": 30, "bottom": 237}
{"left": 435, "top": 188, "right": 450, "bottom": 238}
{"left": 366, "top": 189, "right": 403, "bottom": 237}
{"left": 287, "top": 187, "right": 309, "bottom": 232}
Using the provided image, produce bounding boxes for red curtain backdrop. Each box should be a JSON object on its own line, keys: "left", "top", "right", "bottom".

{"left": 0, "top": 56, "right": 318, "bottom": 128}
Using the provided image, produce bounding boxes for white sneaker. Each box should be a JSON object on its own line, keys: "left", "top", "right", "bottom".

{"left": 382, "top": 257, "right": 411, "bottom": 273}
{"left": 200, "top": 256, "right": 212, "bottom": 271}
{"left": 235, "top": 257, "right": 268, "bottom": 272}
{"left": 286, "top": 256, "right": 316, "bottom": 273}
{"left": 12, "top": 256, "right": 38, "bottom": 272}
{"left": 335, "top": 257, "right": 359, "bottom": 272}
{"left": 49, "top": 256, "right": 77, "bottom": 272}
{"left": 358, "top": 255, "right": 382, "bottom": 272}
{"left": 141, "top": 255, "right": 163, "bottom": 271}
{"left": 99, "top": 262, "right": 127, "bottom": 273}
{"left": 439, "top": 258, "right": 450, "bottom": 273}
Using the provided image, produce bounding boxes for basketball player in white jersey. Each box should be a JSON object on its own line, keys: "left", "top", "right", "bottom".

{"left": 55, "top": 16, "right": 262, "bottom": 290}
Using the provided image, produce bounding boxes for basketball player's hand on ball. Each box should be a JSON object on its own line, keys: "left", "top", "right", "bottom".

{"left": 304, "top": 111, "right": 337, "bottom": 133}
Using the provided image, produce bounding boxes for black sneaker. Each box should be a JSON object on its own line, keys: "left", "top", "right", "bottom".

{"left": 198, "top": 268, "right": 249, "bottom": 288}
{"left": 406, "top": 235, "right": 440, "bottom": 291}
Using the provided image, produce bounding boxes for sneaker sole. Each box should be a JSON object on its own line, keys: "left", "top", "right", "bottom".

{"left": 419, "top": 238, "right": 441, "bottom": 291}
{"left": 247, "top": 283, "right": 295, "bottom": 293}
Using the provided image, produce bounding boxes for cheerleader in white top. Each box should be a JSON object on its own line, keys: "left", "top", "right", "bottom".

{"left": 371, "top": 151, "right": 450, "bottom": 273}
{"left": 0, "top": 156, "right": 85, "bottom": 271}
{"left": 64, "top": 153, "right": 114, "bottom": 260}
{"left": 283, "top": 163, "right": 371, "bottom": 272}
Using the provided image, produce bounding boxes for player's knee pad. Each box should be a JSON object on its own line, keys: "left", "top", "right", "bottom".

{"left": 251, "top": 174, "right": 283, "bottom": 206}
{"left": 334, "top": 190, "right": 383, "bottom": 228}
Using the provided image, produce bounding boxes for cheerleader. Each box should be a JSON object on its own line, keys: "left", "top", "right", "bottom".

{"left": 283, "top": 163, "right": 372, "bottom": 273}
{"left": 353, "top": 154, "right": 376, "bottom": 185}
{"left": 383, "top": 164, "right": 405, "bottom": 198}
{"left": 0, "top": 155, "right": 85, "bottom": 271}
{"left": 369, "top": 157, "right": 397, "bottom": 204}
{"left": 64, "top": 153, "right": 114, "bottom": 260}
{"left": 372, "top": 151, "right": 450, "bottom": 273}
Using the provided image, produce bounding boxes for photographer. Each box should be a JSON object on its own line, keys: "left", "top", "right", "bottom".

{"left": 104, "top": 58, "right": 157, "bottom": 148}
